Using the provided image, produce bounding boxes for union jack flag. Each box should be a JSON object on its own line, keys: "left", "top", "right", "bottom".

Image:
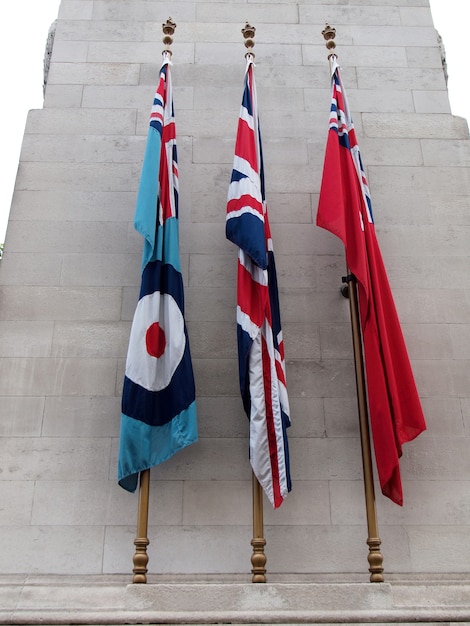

{"left": 226, "top": 56, "right": 291, "bottom": 508}
{"left": 317, "top": 57, "right": 426, "bottom": 505}
{"left": 118, "top": 56, "right": 197, "bottom": 493}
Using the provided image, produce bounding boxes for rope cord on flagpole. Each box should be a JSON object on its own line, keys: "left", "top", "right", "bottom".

{"left": 321, "top": 24, "right": 384, "bottom": 583}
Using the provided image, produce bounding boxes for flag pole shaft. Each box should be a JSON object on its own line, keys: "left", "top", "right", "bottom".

{"left": 347, "top": 275, "right": 384, "bottom": 583}
{"left": 251, "top": 472, "right": 267, "bottom": 582}
{"left": 132, "top": 469, "right": 150, "bottom": 583}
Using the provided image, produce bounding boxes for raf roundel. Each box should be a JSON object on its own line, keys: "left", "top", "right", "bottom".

{"left": 125, "top": 290, "right": 185, "bottom": 392}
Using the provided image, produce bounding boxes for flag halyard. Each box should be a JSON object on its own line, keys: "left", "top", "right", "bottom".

{"left": 317, "top": 57, "right": 426, "bottom": 506}
{"left": 118, "top": 57, "right": 197, "bottom": 493}
{"left": 227, "top": 58, "right": 291, "bottom": 509}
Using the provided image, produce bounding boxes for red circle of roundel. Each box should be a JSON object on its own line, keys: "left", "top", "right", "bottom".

{"left": 146, "top": 322, "right": 166, "bottom": 358}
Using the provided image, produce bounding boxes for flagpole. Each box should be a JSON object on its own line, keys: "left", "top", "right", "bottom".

{"left": 130, "top": 18, "right": 178, "bottom": 585}
{"left": 132, "top": 468, "right": 150, "bottom": 583}
{"left": 322, "top": 24, "right": 384, "bottom": 583}
{"left": 344, "top": 274, "right": 384, "bottom": 583}
{"left": 239, "top": 22, "right": 267, "bottom": 584}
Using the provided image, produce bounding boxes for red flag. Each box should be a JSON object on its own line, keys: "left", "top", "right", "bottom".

{"left": 317, "top": 57, "right": 426, "bottom": 505}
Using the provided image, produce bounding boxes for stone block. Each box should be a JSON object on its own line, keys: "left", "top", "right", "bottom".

{"left": 194, "top": 396, "right": 247, "bottom": 438}
{"left": 121, "top": 437, "right": 251, "bottom": 482}
{"left": 43, "top": 396, "right": 120, "bottom": 438}
{"left": 324, "top": 397, "right": 360, "bottom": 438}
{"left": 0, "top": 286, "right": 122, "bottom": 322}
{"left": 401, "top": 435, "right": 470, "bottom": 480}
{"left": 300, "top": 4, "right": 401, "bottom": 26}
{"left": 44, "top": 84, "right": 84, "bottom": 108}
{"left": 185, "top": 286, "right": 235, "bottom": 323}
{"left": 319, "top": 323, "right": 355, "bottom": 360}
{"left": 352, "top": 25, "right": 437, "bottom": 48}
{"left": 31, "top": 480, "right": 183, "bottom": 526}
{"left": 287, "top": 358, "right": 356, "bottom": 399}
{"left": 25, "top": 108, "right": 138, "bottom": 136}
{"left": 0, "top": 253, "right": 62, "bottom": 286}
{"left": 58, "top": 0, "right": 94, "bottom": 20}
{"left": 196, "top": 42, "right": 302, "bottom": 67}
{"left": 400, "top": 7, "right": 435, "bottom": 26}
{"left": 0, "top": 482, "right": 35, "bottom": 526}
{"left": 87, "top": 41, "right": 195, "bottom": 64}
{"left": 5, "top": 220, "right": 129, "bottom": 255}
{"left": 377, "top": 480, "right": 470, "bottom": 526}
{"left": 0, "top": 438, "right": 111, "bottom": 481}
{"left": 358, "top": 67, "right": 446, "bottom": 91}
{"left": 51, "top": 321, "right": 130, "bottom": 358}
{"left": 421, "top": 139, "right": 470, "bottom": 166}
{"left": 288, "top": 396, "right": 325, "bottom": 438}
{"left": 189, "top": 253, "right": 236, "bottom": 288}
{"left": 57, "top": 18, "right": 144, "bottom": 42}
{"left": 103, "top": 524, "right": 252, "bottom": 574}
{"left": 264, "top": 480, "right": 331, "bottom": 526}
{"left": 282, "top": 321, "right": 321, "bottom": 360}
{"left": 413, "top": 90, "right": 451, "bottom": 113}
{"left": 92, "top": 1, "right": 196, "bottom": 22}
{"left": 0, "top": 358, "right": 117, "bottom": 397}
{"left": 420, "top": 396, "right": 465, "bottom": 437}
{"left": 50, "top": 40, "right": 89, "bottom": 63}
{"left": 407, "top": 526, "right": 470, "bottom": 572}
{"left": 15, "top": 162, "right": 141, "bottom": 193}
{"left": 60, "top": 253, "right": 140, "bottom": 287}
{"left": 0, "top": 526, "right": 105, "bottom": 574}
{"left": 363, "top": 113, "right": 469, "bottom": 139}
{"left": 196, "top": 3, "right": 298, "bottom": 24}
{"left": 186, "top": 321, "right": 236, "bottom": 359}
{"left": 290, "top": 437, "right": 362, "bottom": 481}
{"left": 400, "top": 322, "right": 453, "bottom": 360}
{"left": 182, "top": 481, "right": 252, "bottom": 526}
{"left": 8, "top": 190, "right": 134, "bottom": 223}
{"left": 406, "top": 45, "right": 444, "bottom": 68}
{"left": 265, "top": 525, "right": 370, "bottom": 574}
{"left": 48, "top": 62, "right": 141, "bottom": 86}
{"left": 0, "top": 397, "right": 45, "bottom": 437}
{"left": 0, "top": 321, "right": 53, "bottom": 357}
{"left": 303, "top": 45, "right": 407, "bottom": 69}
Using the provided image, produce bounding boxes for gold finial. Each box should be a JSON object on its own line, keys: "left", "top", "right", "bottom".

{"left": 242, "top": 22, "right": 256, "bottom": 59}
{"left": 162, "top": 17, "right": 176, "bottom": 56}
{"left": 322, "top": 23, "right": 337, "bottom": 58}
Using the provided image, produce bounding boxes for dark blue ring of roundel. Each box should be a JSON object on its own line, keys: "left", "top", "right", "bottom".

{"left": 121, "top": 259, "right": 196, "bottom": 427}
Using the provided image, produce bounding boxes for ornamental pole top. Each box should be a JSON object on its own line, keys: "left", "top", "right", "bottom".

{"left": 162, "top": 17, "right": 176, "bottom": 57}
{"left": 242, "top": 22, "right": 256, "bottom": 59}
{"left": 322, "top": 23, "right": 337, "bottom": 59}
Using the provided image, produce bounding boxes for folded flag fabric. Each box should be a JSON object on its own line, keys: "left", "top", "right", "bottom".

{"left": 317, "top": 56, "right": 426, "bottom": 505}
{"left": 226, "top": 56, "right": 291, "bottom": 508}
{"left": 118, "top": 56, "right": 197, "bottom": 493}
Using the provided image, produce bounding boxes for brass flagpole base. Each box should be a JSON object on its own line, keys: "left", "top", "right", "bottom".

{"left": 367, "top": 537, "right": 384, "bottom": 583}
{"left": 251, "top": 537, "right": 267, "bottom": 583}
{"left": 132, "top": 537, "right": 150, "bottom": 584}
{"left": 251, "top": 473, "right": 266, "bottom": 583}
{"left": 132, "top": 469, "right": 151, "bottom": 584}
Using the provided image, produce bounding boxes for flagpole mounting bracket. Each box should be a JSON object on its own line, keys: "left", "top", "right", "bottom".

{"left": 341, "top": 273, "right": 355, "bottom": 298}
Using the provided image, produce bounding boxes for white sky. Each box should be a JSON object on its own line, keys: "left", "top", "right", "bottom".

{"left": 0, "top": 0, "right": 468, "bottom": 243}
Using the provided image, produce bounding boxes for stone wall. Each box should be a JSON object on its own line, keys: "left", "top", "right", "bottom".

{"left": 1, "top": 0, "right": 470, "bottom": 577}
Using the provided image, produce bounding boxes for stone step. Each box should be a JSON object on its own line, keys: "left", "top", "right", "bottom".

{"left": 1, "top": 574, "right": 470, "bottom": 625}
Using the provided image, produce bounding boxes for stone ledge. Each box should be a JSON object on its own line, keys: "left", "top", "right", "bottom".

{"left": 1, "top": 575, "right": 470, "bottom": 625}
